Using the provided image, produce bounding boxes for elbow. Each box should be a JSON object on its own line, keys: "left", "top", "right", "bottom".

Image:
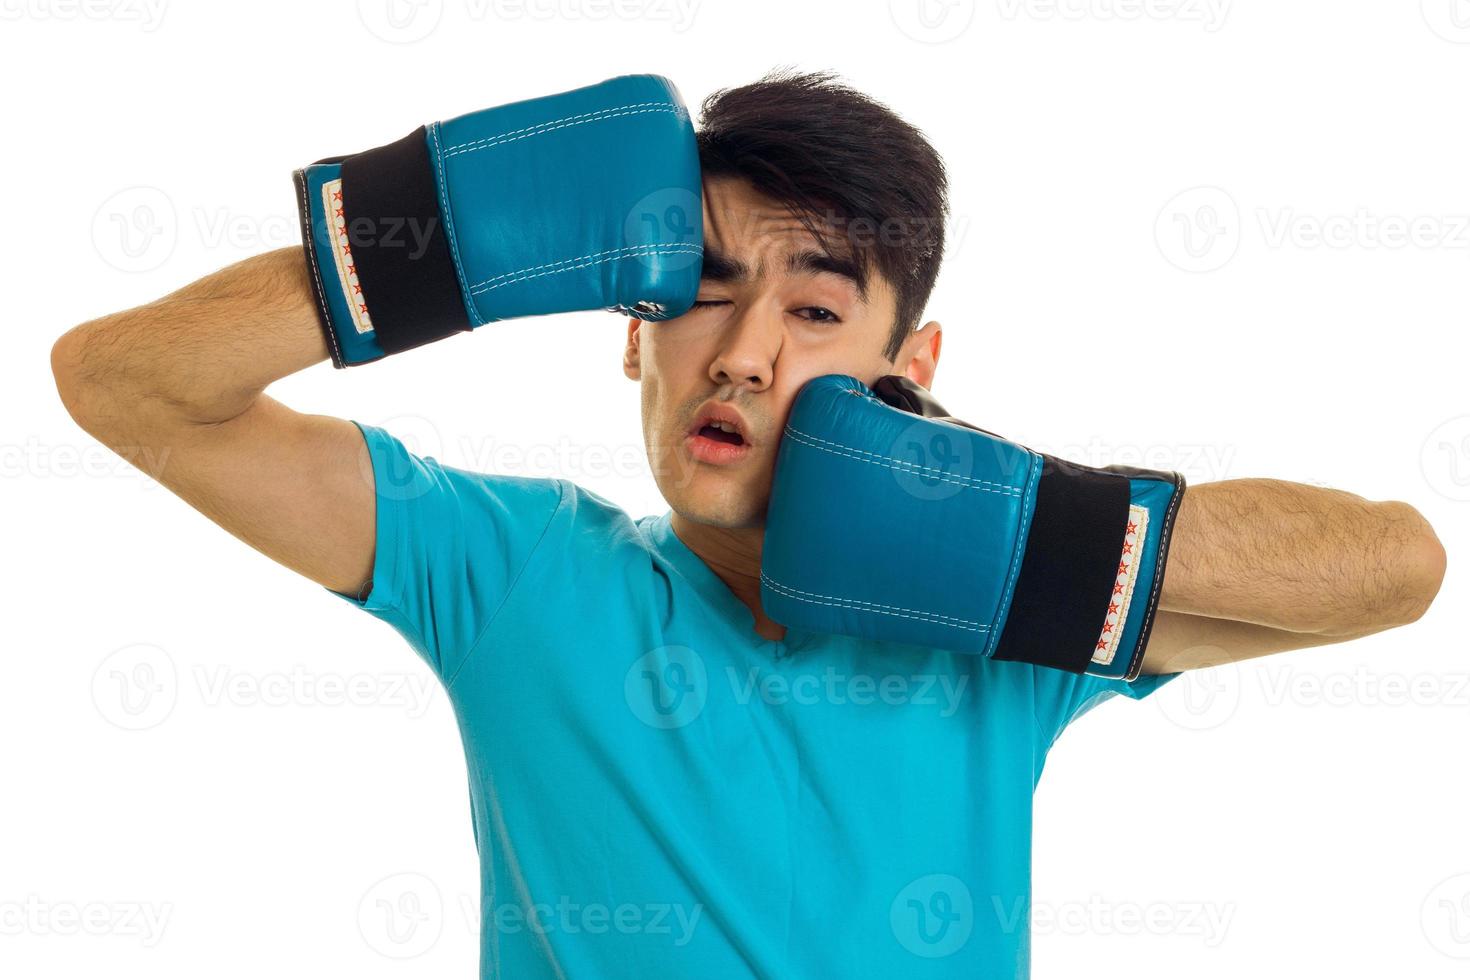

{"left": 51, "top": 326, "right": 116, "bottom": 438}
{"left": 50, "top": 328, "right": 88, "bottom": 424}
{"left": 1404, "top": 522, "right": 1447, "bottom": 625}
{"left": 1383, "top": 502, "right": 1447, "bottom": 627}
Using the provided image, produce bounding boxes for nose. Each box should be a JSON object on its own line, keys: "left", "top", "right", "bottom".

{"left": 708, "top": 307, "right": 779, "bottom": 392}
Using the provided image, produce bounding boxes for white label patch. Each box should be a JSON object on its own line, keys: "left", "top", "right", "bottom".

{"left": 1091, "top": 504, "right": 1149, "bottom": 667}
{"left": 322, "top": 178, "right": 373, "bottom": 336}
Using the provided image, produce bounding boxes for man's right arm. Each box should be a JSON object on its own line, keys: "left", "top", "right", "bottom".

{"left": 50, "top": 246, "right": 379, "bottom": 598}
{"left": 50, "top": 75, "right": 702, "bottom": 606}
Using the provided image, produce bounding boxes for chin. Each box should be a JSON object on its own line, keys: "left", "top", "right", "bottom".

{"left": 667, "top": 478, "right": 766, "bottom": 530}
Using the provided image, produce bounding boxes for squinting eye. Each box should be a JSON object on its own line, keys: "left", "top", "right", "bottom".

{"left": 689, "top": 300, "right": 728, "bottom": 310}
{"left": 798, "top": 306, "right": 841, "bottom": 324}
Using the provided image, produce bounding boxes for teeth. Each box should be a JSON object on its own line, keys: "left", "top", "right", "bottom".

{"left": 709, "top": 420, "right": 737, "bottom": 433}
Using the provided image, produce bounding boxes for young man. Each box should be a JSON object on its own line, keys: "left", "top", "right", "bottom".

{"left": 52, "top": 71, "right": 1444, "bottom": 978}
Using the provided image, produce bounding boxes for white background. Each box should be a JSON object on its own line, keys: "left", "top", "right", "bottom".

{"left": 4, "top": 0, "right": 1468, "bottom": 976}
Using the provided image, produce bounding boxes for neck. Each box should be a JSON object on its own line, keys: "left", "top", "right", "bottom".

{"left": 669, "top": 512, "right": 786, "bottom": 642}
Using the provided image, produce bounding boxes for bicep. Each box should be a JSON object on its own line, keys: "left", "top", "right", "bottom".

{"left": 147, "top": 395, "right": 377, "bottom": 597}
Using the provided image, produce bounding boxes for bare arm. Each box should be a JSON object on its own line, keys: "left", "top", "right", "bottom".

{"left": 50, "top": 246, "right": 378, "bottom": 598}
{"left": 1139, "top": 479, "right": 1447, "bottom": 674}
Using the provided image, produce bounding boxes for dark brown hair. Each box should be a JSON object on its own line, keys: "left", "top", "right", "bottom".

{"left": 695, "top": 69, "right": 949, "bottom": 360}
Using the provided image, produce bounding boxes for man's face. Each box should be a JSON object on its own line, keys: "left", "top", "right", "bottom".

{"left": 623, "top": 176, "right": 939, "bottom": 530}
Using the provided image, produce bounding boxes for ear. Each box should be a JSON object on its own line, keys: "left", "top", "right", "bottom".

{"left": 895, "top": 320, "right": 941, "bottom": 388}
{"left": 622, "top": 317, "right": 643, "bottom": 381}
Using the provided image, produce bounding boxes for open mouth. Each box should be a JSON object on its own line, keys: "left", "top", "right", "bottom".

{"left": 685, "top": 407, "right": 752, "bottom": 465}
{"left": 696, "top": 420, "right": 745, "bottom": 446}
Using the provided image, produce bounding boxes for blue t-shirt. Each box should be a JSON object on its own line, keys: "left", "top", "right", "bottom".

{"left": 331, "top": 422, "right": 1176, "bottom": 979}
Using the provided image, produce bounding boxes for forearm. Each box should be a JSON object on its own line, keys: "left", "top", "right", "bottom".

{"left": 52, "top": 247, "right": 327, "bottom": 434}
{"left": 1159, "top": 478, "right": 1446, "bottom": 636}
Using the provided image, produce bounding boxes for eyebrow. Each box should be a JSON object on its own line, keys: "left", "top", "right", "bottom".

{"left": 700, "top": 246, "right": 869, "bottom": 302}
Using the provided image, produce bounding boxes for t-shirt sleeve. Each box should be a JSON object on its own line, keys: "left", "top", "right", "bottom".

{"left": 1032, "top": 664, "right": 1180, "bottom": 750}
{"left": 327, "top": 420, "right": 566, "bottom": 685}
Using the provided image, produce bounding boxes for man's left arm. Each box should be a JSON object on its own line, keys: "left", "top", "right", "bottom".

{"left": 1139, "top": 478, "right": 1447, "bottom": 674}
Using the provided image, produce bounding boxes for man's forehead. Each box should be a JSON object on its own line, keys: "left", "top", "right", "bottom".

{"left": 700, "top": 180, "right": 864, "bottom": 288}
{"left": 701, "top": 176, "right": 830, "bottom": 240}
{"left": 705, "top": 188, "right": 846, "bottom": 257}
{"left": 702, "top": 200, "right": 823, "bottom": 248}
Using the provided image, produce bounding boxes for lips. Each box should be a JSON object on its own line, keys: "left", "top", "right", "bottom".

{"left": 685, "top": 402, "right": 753, "bottom": 465}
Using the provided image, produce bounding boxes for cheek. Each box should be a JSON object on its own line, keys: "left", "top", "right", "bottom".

{"left": 639, "top": 330, "right": 699, "bottom": 429}
{"left": 772, "top": 349, "right": 884, "bottom": 398}
{"left": 643, "top": 323, "right": 694, "bottom": 375}
{"left": 786, "top": 317, "right": 893, "bottom": 370}
{"left": 646, "top": 324, "right": 721, "bottom": 396}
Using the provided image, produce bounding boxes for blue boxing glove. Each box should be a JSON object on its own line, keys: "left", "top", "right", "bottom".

{"left": 293, "top": 74, "right": 702, "bottom": 367}
{"left": 761, "top": 375, "right": 1186, "bottom": 680}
